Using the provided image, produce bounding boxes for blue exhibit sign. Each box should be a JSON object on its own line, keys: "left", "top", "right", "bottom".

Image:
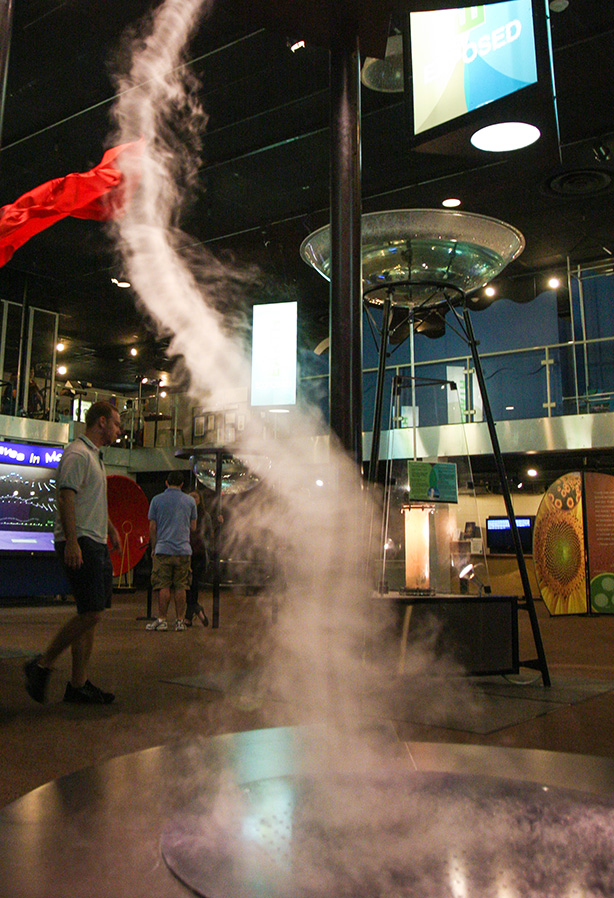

{"left": 0, "top": 441, "right": 63, "bottom": 468}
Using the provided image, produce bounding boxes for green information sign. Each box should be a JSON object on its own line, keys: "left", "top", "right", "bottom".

{"left": 407, "top": 461, "right": 458, "bottom": 504}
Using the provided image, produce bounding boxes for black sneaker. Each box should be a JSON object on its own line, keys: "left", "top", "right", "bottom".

{"left": 63, "top": 680, "right": 115, "bottom": 705}
{"left": 24, "top": 655, "right": 52, "bottom": 704}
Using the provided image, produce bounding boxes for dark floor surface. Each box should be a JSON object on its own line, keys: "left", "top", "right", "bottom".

{"left": 1, "top": 588, "right": 614, "bottom": 808}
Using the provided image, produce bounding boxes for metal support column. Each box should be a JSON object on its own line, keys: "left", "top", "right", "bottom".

{"left": 463, "top": 307, "right": 551, "bottom": 686}
{"left": 368, "top": 294, "right": 391, "bottom": 483}
{"left": 211, "top": 449, "right": 223, "bottom": 629}
{"left": 329, "top": 26, "right": 362, "bottom": 464}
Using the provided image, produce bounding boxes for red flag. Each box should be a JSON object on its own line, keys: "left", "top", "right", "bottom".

{"left": 0, "top": 138, "right": 144, "bottom": 267}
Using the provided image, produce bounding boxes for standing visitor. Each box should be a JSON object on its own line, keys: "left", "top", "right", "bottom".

{"left": 184, "top": 490, "right": 212, "bottom": 627}
{"left": 146, "top": 471, "right": 196, "bottom": 631}
{"left": 24, "top": 400, "right": 122, "bottom": 704}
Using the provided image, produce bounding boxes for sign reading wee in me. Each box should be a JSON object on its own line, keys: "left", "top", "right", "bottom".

{"left": 0, "top": 441, "right": 63, "bottom": 468}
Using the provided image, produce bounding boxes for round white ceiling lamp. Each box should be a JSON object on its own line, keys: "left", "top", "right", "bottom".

{"left": 471, "top": 122, "right": 541, "bottom": 152}
{"left": 442, "top": 198, "right": 461, "bottom": 208}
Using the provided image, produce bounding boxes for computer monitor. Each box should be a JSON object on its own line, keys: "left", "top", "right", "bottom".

{"left": 486, "top": 515, "right": 534, "bottom": 553}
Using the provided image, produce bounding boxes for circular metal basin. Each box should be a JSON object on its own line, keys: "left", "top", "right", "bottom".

{"left": 300, "top": 209, "right": 525, "bottom": 308}
{"left": 162, "top": 770, "right": 614, "bottom": 897}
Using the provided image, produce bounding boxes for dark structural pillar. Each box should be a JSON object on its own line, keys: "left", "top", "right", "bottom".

{"left": 0, "top": 0, "right": 13, "bottom": 151}
{"left": 211, "top": 448, "right": 224, "bottom": 629}
{"left": 329, "top": 22, "right": 362, "bottom": 465}
{"left": 367, "top": 293, "right": 392, "bottom": 483}
{"left": 463, "top": 307, "right": 551, "bottom": 686}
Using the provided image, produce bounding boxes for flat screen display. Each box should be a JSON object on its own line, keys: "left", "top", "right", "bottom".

{"left": 486, "top": 515, "right": 534, "bottom": 553}
{"left": 0, "top": 441, "right": 63, "bottom": 552}
{"left": 411, "top": 0, "right": 538, "bottom": 135}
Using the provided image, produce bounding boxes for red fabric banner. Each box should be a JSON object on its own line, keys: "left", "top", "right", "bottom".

{"left": 0, "top": 138, "right": 144, "bottom": 267}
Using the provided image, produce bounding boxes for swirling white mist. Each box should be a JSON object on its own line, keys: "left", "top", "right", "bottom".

{"left": 108, "top": 0, "right": 394, "bottom": 756}
{"left": 105, "top": 1, "right": 481, "bottom": 893}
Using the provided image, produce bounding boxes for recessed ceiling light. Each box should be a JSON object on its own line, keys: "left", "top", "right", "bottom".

{"left": 57, "top": 365, "right": 67, "bottom": 376}
{"left": 56, "top": 342, "right": 65, "bottom": 352}
{"left": 442, "top": 198, "right": 461, "bottom": 208}
{"left": 471, "top": 122, "right": 541, "bottom": 152}
{"left": 527, "top": 468, "right": 538, "bottom": 477}
{"left": 547, "top": 277, "right": 561, "bottom": 289}
{"left": 484, "top": 286, "right": 496, "bottom": 297}
{"left": 130, "top": 347, "right": 138, "bottom": 357}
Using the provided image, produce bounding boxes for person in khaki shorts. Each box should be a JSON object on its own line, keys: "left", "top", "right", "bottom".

{"left": 146, "top": 471, "right": 197, "bottom": 631}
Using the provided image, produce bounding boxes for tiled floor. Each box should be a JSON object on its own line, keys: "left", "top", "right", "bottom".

{"left": 1, "top": 588, "right": 614, "bottom": 809}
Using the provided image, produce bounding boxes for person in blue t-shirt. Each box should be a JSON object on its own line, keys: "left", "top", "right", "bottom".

{"left": 146, "top": 470, "right": 196, "bottom": 632}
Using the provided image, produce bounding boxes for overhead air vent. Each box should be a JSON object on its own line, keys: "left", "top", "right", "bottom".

{"left": 545, "top": 169, "right": 613, "bottom": 197}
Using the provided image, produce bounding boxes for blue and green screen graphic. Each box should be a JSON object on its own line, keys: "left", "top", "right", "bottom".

{"left": 411, "top": 0, "right": 538, "bottom": 135}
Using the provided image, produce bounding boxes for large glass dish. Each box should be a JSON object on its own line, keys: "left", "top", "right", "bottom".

{"left": 193, "top": 453, "right": 269, "bottom": 495}
{"left": 300, "top": 209, "right": 525, "bottom": 308}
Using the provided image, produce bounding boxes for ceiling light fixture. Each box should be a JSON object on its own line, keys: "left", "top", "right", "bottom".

{"left": 111, "top": 277, "right": 131, "bottom": 288}
{"left": 288, "top": 39, "right": 305, "bottom": 52}
{"left": 548, "top": 277, "right": 561, "bottom": 289}
{"left": 57, "top": 365, "right": 67, "bottom": 376}
{"left": 442, "top": 198, "right": 461, "bottom": 208}
{"left": 527, "top": 467, "right": 538, "bottom": 477}
{"left": 361, "top": 34, "right": 404, "bottom": 93}
{"left": 130, "top": 347, "right": 138, "bottom": 357}
{"left": 56, "top": 341, "right": 65, "bottom": 352}
{"left": 484, "top": 286, "right": 496, "bottom": 297}
{"left": 471, "top": 122, "right": 541, "bottom": 152}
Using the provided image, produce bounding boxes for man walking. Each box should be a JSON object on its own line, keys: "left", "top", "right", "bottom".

{"left": 146, "top": 470, "right": 196, "bottom": 631}
{"left": 24, "top": 400, "right": 122, "bottom": 704}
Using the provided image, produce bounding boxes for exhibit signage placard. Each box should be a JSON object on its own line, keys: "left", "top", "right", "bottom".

{"left": 407, "top": 460, "right": 458, "bottom": 504}
{"left": 533, "top": 472, "right": 587, "bottom": 615}
{"left": 0, "top": 440, "right": 63, "bottom": 468}
{"left": 584, "top": 471, "right": 614, "bottom": 614}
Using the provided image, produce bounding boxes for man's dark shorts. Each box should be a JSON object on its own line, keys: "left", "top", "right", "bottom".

{"left": 55, "top": 536, "right": 113, "bottom": 613}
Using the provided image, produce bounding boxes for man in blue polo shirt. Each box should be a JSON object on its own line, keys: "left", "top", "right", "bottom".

{"left": 146, "top": 470, "right": 196, "bottom": 631}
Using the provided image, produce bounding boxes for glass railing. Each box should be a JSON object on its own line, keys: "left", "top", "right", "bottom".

{"left": 360, "top": 333, "right": 614, "bottom": 429}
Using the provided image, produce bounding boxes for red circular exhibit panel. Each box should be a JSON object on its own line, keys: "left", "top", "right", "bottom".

{"left": 106, "top": 475, "right": 150, "bottom": 577}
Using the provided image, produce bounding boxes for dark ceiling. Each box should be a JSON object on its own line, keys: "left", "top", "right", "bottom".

{"left": 1, "top": 0, "right": 614, "bottom": 391}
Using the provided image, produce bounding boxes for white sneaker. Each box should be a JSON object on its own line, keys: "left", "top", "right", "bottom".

{"left": 175, "top": 620, "right": 186, "bottom": 631}
{"left": 146, "top": 619, "right": 168, "bottom": 631}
